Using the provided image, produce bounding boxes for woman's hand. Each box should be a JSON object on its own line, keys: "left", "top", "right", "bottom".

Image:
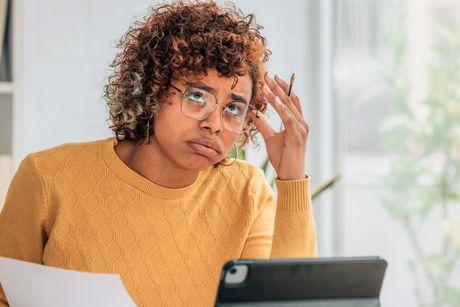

{"left": 247, "top": 73, "right": 309, "bottom": 180}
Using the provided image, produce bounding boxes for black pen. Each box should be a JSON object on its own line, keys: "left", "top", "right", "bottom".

{"left": 280, "top": 73, "right": 295, "bottom": 130}
{"left": 287, "top": 73, "right": 295, "bottom": 98}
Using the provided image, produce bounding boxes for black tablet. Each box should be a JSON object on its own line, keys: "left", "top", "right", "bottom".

{"left": 214, "top": 256, "right": 387, "bottom": 307}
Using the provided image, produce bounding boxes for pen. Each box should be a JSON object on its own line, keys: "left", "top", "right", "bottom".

{"left": 280, "top": 73, "right": 295, "bottom": 130}
{"left": 287, "top": 73, "right": 295, "bottom": 98}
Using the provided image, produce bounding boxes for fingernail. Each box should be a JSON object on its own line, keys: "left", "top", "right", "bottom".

{"left": 262, "top": 85, "right": 270, "bottom": 95}
{"left": 274, "top": 96, "right": 282, "bottom": 105}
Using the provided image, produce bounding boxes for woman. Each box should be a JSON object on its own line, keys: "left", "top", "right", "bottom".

{"left": 0, "top": 1, "right": 318, "bottom": 306}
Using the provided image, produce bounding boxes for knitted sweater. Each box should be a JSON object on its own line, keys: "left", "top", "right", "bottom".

{"left": 0, "top": 136, "right": 318, "bottom": 306}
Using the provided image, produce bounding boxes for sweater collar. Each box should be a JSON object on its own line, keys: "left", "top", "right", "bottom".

{"left": 100, "top": 136, "right": 207, "bottom": 200}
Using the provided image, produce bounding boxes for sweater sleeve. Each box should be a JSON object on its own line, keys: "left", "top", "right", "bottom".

{"left": 0, "top": 154, "right": 50, "bottom": 306}
{"left": 240, "top": 168, "right": 318, "bottom": 259}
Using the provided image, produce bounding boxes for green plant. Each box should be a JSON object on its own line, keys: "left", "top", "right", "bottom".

{"left": 377, "top": 9, "right": 460, "bottom": 307}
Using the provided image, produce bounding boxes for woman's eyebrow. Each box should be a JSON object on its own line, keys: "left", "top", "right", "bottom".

{"left": 185, "top": 81, "right": 249, "bottom": 105}
{"left": 230, "top": 93, "right": 249, "bottom": 105}
{"left": 185, "top": 81, "right": 215, "bottom": 93}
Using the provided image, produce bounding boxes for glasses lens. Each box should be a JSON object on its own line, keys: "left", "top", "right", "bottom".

{"left": 222, "top": 101, "right": 249, "bottom": 132}
{"left": 182, "top": 87, "right": 215, "bottom": 120}
{"left": 181, "top": 86, "right": 249, "bottom": 132}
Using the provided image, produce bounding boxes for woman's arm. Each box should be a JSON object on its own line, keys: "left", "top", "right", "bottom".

{"left": 242, "top": 73, "right": 318, "bottom": 259}
{"left": 270, "top": 176, "right": 318, "bottom": 258}
{"left": 0, "top": 154, "right": 50, "bottom": 306}
{"left": 240, "top": 168, "right": 318, "bottom": 259}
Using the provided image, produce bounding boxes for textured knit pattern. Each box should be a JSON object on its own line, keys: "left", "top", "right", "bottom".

{"left": 0, "top": 137, "right": 318, "bottom": 306}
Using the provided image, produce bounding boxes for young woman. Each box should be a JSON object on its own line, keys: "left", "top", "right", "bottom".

{"left": 0, "top": 1, "right": 318, "bottom": 306}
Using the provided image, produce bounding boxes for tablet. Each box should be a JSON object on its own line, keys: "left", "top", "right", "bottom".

{"left": 214, "top": 256, "right": 387, "bottom": 307}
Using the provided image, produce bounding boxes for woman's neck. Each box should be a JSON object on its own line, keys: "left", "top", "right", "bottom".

{"left": 114, "top": 137, "right": 200, "bottom": 189}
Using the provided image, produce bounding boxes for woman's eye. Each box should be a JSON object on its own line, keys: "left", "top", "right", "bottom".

{"left": 185, "top": 92, "right": 207, "bottom": 104}
{"left": 225, "top": 102, "right": 244, "bottom": 116}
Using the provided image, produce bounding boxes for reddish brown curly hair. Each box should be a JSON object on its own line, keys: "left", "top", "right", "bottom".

{"left": 104, "top": 0, "right": 271, "bottom": 154}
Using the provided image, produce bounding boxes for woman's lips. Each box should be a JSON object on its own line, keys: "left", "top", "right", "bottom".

{"left": 187, "top": 142, "right": 219, "bottom": 158}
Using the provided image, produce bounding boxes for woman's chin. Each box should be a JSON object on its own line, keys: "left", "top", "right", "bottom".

{"left": 183, "top": 152, "right": 221, "bottom": 169}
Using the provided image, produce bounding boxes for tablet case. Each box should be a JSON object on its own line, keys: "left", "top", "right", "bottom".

{"left": 214, "top": 256, "right": 387, "bottom": 307}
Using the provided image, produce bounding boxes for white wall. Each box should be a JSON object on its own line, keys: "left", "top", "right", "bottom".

{"left": 13, "top": 0, "right": 159, "bottom": 168}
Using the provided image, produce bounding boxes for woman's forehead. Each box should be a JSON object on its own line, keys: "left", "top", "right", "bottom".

{"left": 176, "top": 69, "right": 252, "bottom": 95}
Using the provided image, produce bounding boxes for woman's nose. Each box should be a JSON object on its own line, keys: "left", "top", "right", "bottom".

{"left": 200, "top": 105, "right": 223, "bottom": 134}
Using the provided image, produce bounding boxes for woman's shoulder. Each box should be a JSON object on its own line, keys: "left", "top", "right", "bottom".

{"left": 27, "top": 137, "right": 110, "bottom": 159}
{"left": 19, "top": 137, "right": 113, "bottom": 175}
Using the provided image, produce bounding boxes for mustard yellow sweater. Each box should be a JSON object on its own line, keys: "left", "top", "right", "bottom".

{"left": 0, "top": 137, "right": 318, "bottom": 306}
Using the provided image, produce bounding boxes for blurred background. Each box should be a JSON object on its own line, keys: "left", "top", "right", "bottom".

{"left": 0, "top": 0, "right": 459, "bottom": 306}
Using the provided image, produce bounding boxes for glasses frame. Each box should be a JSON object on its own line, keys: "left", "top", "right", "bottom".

{"left": 170, "top": 83, "right": 254, "bottom": 133}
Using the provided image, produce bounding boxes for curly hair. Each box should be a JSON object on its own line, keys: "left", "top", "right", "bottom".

{"left": 103, "top": 0, "right": 271, "bottom": 162}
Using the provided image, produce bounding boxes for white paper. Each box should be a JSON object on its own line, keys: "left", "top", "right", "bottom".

{"left": 0, "top": 256, "right": 136, "bottom": 307}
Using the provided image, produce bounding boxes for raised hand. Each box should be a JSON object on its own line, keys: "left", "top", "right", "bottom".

{"left": 247, "top": 74, "right": 309, "bottom": 180}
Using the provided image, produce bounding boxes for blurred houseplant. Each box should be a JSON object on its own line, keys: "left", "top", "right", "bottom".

{"left": 231, "top": 147, "right": 341, "bottom": 201}
{"left": 377, "top": 9, "right": 460, "bottom": 307}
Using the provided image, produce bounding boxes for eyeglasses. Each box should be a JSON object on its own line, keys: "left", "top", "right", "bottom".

{"left": 170, "top": 84, "right": 253, "bottom": 133}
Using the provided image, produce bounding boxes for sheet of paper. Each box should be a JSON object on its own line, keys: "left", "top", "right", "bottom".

{"left": 0, "top": 256, "right": 136, "bottom": 307}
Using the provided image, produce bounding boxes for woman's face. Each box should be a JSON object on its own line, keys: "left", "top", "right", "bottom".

{"left": 152, "top": 69, "right": 253, "bottom": 170}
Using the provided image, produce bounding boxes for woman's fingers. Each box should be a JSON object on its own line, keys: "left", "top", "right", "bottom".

{"left": 264, "top": 74, "right": 303, "bottom": 123}
{"left": 273, "top": 75, "right": 303, "bottom": 116}
{"left": 248, "top": 109, "right": 276, "bottom": 140}
{"left": 262, "top": 84, "right": 300, "bottom": 132}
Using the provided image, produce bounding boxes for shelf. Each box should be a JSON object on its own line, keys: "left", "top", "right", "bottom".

{"left": 0, "top": 82, "right": 14, "bottom": 94}
{"left": 0, "top": 154, "right": 11, "bottom": 209}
